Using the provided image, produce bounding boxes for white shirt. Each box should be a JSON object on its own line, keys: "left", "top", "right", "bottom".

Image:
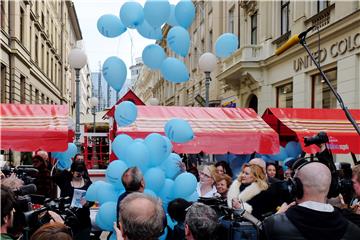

{"left": 298, "top": 201, "right": 334, "bottom": 212}
{"left": 196, "top": 182, "right": 217, "bottom": 198}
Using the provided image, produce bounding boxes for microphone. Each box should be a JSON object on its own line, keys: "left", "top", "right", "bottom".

{"left": 14, "top": 184, "right": 37, "bottom": 196}
{"left": 275, "top": 26, "right": 315, "bottom": 55}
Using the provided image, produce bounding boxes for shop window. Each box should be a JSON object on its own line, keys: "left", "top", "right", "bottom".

{"left": 276, "top": 82, "right": 293, "bottom": 108}
{"left": 281, "top": 1, "right": 289, "bottom": 35}
{"left": 312, "top": 68, "right": 337, "bottom": 109}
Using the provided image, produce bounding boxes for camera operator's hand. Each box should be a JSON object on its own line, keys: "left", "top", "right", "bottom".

{"left": 351, "top": 203, "right": 360, "bottom": 215}
{"left": 276, "top": 201, "right": 296, "bottom": 214}
{"left": 48, "top": 211, "right": 64, "bottom": 224}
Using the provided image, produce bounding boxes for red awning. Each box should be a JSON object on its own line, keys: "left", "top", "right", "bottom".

{"left": 262, "top": 108, "right": 360, "bottom": 154}
{"left": 0, "top": 104, "right": 69, "bottom": 152}
{"left": 116, "top": 106, "right": 279, "bottom": 154}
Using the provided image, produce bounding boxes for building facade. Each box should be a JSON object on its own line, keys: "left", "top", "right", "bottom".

{"left": 135, "top": 0, "right": 359, "bottom": 115}
{"left": 0, "top": 0, "right": 92, "bottom": 114}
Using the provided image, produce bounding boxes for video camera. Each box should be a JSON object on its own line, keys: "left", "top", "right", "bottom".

{"left": 21, "top": 197, "right": 79, "bottom": 240}
{"left": 1, "top": 165, "right": 38, "bottom": 184}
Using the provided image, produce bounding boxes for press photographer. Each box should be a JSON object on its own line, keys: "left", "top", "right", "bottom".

{"left": 1, "top": 185, "right": 16, "bottom": 240}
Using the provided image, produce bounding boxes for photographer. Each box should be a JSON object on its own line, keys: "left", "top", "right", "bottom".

{"left": 53, "top": 160, "right": 92, "bottom": 240}
{"left": 1, "top": 185, "right": 16, "bottom": 240}
{"left": 351, "top": 165, "right": 360, "bottom": 213}
{"left": 32, "top": 154, "right": 56, "bottom": 198}
{"left": 30, "top": 222, "right": 72, "bottom": 240}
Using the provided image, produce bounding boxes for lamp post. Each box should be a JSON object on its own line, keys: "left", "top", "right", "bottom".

{"left": 90, "top": 97, "right": 99, "bottom": 169}
{"left": 198, "top": 52, "right": 217, "bottom": 107}
{"left": 69, "top": 48, "right": 87, "bottom": 153}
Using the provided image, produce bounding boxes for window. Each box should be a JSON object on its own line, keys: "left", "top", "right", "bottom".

{"left": 228, "top": 7, "right": 235, "bottom": 33}
{"left": 41, "top": 93, "right": 45, "bottom": 104}
{"left": 192, "top": 47, "right": 198, "bottom": 70}
{"left": 1, "top": 64, "right": 6, "bottom": 103}
{"left": 29, "top": 24, "right": 32, "bottom": 54}
{"left": 35, "top": 89, "right": 39, "bottom": 104}
{"left": 251, "top": 12, "right": 257, "bottom": 45}
{"left": 208, "top": 30, "right": 213, "bottom": 52}
{"left": 20, "top": 75, "right": 26, "bottom": 103}
{"left": 312, "top": 69, "right": 337, "bottom": 109}
{"left": 51, "top": 57, "right": 53, "bottom": 81}
{"left": 276, "top": 82, "right": 293, "bottom": 108}
{"left": 41, "top": 44, "right": 45, "bottom": 70}
{"left": 29, "top": 84, "right": 32, "bottom": 103}
{"left": 46, "top": 52, "right": 49, "bottom": 75}
{"left": 46, "top": 97, "right": 49, "bottom": 104}
{"left": 1, "top": 0, "right": 6, "bottom": 29}
{"left": 281, "top": 1, "right": 289, "bottom": 35}
{"left": 20, "top": 7, "right": 24, "bottom": 44}
{"left": 35, "top": 35, "right": 39, "bottom": 63}
{"left": 318, "top": 0, "right": 329, "bottom": 12}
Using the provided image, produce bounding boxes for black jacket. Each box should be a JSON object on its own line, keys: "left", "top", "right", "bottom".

{"left": 263, "top": 205, "right": 360, "bottom": 240}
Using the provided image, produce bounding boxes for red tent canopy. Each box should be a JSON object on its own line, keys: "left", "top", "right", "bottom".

{"left": 116, "top": 106, "right": 279, "bottom": 154}
{"left": 262, "top": 108, "right": 360, "bottom": 154}
{"left": 0, "top": 104, "right": 69, "bottom": 152}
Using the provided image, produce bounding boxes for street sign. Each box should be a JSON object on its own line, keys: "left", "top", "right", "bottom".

{"left": 195, "top": 94, "right": 206, "bottom": 107}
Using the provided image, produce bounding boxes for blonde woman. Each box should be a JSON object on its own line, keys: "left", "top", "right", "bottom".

{"left": 227, "top": 163, "right": 269, "bottom": 219}
{"left": 196, "top": 165, "right": 217, "bottom": 198}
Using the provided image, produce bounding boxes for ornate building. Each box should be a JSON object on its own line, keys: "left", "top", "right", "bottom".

{"left": 135, "top": 0, "right": 360, "bottom": 114}
{"left": 0, "top": 0, "right": 92, "bottom": 116}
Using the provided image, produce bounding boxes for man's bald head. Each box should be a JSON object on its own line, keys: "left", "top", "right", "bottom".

{"left": 249, "top": 158, "right": 266, "bottom": 174}
{"left": 295, "top": 162, "right": 331, "bottom": 200}
{"left": 122, "top": 167, "right": 144, "bottom": 192}
{"left": 119, "top": 193, "right": 165, "bottom": 240}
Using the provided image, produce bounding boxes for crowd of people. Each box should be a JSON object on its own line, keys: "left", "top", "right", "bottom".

{"left": 1, "top": 149, "right": 360, "bottom": 240}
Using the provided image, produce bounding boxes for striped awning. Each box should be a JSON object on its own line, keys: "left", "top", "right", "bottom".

{"left": 116, "top": 106, "right": 279, "bottom": 154}
{"left": 0, "top": 104, "right": 69, "bottom": 152}
{"left": 262, "top": 108, "right": 360, "bottom": 154}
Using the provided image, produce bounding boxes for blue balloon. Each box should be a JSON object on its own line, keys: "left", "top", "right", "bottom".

{"left": 144, "top": 189, "right": 157, "bottom": 197}
{"left": 115, "top": 101, "right": 138, "bottom": 127}
{"left": 145, "top": 133, "right": 171, "bottom": 167}
{"left": 97, "top": 14, "right": 126, "bottom": 38}
{"left": 163, "top": 136, "right": 173, "bottom": 156}
{"left": 85, "top": 181, "right": 101, "bottom": 201}
{"left": 269, "top": 146, "right": 288, "bottom": 161}
{"left": 160, "top": 57, "right": 189, "bottom": 83}
{"left": 164, "top": 118, "right": 194, "bottom": 143}
{"left": 160, "top": 153, "right": 182, "bottom": 179}
{"left": 142, "top": 44, "right": 166, "bottom": 70}
{"left": 144, "top": 0, "right": 170, "bottom": 28}
{"left": 67, "top": 143, "right": 77, "bottom": 158}
{"left": 103, "top": 57, "right": 127, "bottom": 92}
{"left": 159, "top": 178, "right": 175, "bottom": 209}
{"left": 136, "top": 20, "right": 163, "bottom": 40}
{"left": 57, "top": 157, "right": 71, "bottom": 170}
{"left": 95, "top": 201, "right": 117, "bottom": 231}
{"left": 167, "top": 26, "right": 190, "bottom": 57}
{"left": 109, "top": 232, "right": 117, "bottom": 240}
{"left": 123, "top": 141, "right": 150, "bottom": 173}
{"left": 134, "top": 138, "right": 145, "bottom": 143}
{"left": 285, "top": 141, "right": 302, "bottom": 158}
{"left": 173, "top": 172, "right": 197, "bottom": 198}
{"left": 159, "top": 225, "right": 168, "bottom": 240}
{"left": 144, "top": 167, "right": 166, "bottom": 193}
{"left": 166, "top": 214, "right": 176, "bottom": 229}
{"left": 112, "top": 134, "right": 133, "bottom": 161}
{"left": 106, "top": 160, "right": 128, "bottom": 190}
{"left": 215, "top": 33, "right": 238, "bottom": 58}
{"left": 167, "top": 4, "right": 179, "bottom": 27}
{"left": 97, "top": 181, "right": 118, "bottom": 205}
{"left": 119, "top": 1, "right": 144, "bottom": 29}
{"left": 185, "top": 190, "right": 199, "bottom": 202}
{"left": 175, "top": 0, "right": 195, "bottom": 29}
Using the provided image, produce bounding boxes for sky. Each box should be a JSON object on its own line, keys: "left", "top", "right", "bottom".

{"left": 74, "top": 0, "right": 180, "bottom": 75}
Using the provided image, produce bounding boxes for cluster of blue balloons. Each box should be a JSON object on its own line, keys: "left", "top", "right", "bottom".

{"left": 257, "top": 141, "right": 303, "bottom": 162}
{"left": 89, "top": 132, "right": 199, "bottom": 235}
{"left": 52, "top": 143, "right": 77, "bottom": 170}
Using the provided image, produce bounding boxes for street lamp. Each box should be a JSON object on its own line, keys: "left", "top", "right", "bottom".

{"left": 198, "top": 52, "right": 217, "bottom": 107}
{"left": 90, "top": 97, "right": 99, "bottom": 169}
{"left": 69, "top": 48, "right": 87, "bottom": 152}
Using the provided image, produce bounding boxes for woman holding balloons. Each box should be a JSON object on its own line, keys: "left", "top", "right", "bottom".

{"left": 54, "top": 159, "right": 93, "bottom": 240}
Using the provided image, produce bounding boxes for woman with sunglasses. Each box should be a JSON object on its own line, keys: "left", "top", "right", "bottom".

{"left": 227, "top": 163, "right": 269, "bottom": 219}
{"left": 53, "top": 159, "right": 92, "bottom": 240}
{"left": 196, "top": 165, "right": 217, "bottom": 198}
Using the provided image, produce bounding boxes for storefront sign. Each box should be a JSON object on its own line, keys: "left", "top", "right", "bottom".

{"left": 293, "top": 32, "right": 360, "bottom": 72}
